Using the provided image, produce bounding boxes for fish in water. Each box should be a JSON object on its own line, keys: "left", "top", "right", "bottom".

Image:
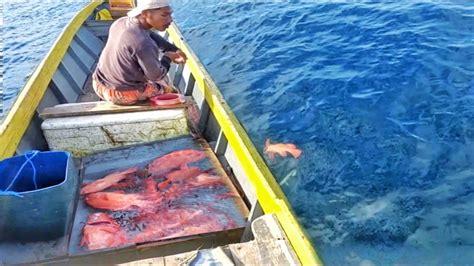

{"left": 80, "top": 212, "right": 128, "bottom": 250}
{"left": 148, "top": 149, "right": 207, "bottom": 177}
{"left": 264, "top": 139, "right": 302, "bottom": 159}
{"left": 81, "top": 167, "right": 138, "bottom": 195}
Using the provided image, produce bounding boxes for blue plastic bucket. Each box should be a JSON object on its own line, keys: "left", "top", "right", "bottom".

{"left": 0, "top": 151, "right": 78, "bottom": 242}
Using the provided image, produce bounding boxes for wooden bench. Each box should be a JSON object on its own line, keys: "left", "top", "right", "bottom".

{"left": 39, "top": 99, "right": 189, "bottom": 119}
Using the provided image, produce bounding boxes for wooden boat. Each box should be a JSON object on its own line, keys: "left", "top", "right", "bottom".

{"left": 0, "top": 1, "right": 322, "bottom": 264}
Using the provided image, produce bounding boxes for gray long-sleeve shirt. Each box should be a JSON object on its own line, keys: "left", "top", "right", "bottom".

{"left": 93, "top": 17, "right": 178, "bottom": 91}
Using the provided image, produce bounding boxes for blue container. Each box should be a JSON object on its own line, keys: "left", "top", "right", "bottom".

{"left": 0, "top": 151, "right": 78, "bottom": 242}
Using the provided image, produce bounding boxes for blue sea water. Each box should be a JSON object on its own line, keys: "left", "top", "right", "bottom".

{"left": 3, "top": 1, "right": 474, "bottom": 265}
{"left": 173, "top": 1, "right": 474, "bottom": 264}
{"left": 1, "top": 0, "right": 88, "bottom": 119}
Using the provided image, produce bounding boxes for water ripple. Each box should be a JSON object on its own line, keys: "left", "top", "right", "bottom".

{"left": 173, "top": 1, "right": 474, "bottom": 264}
{"left": 2, "top": 0, "right": 88, "bottom": 118}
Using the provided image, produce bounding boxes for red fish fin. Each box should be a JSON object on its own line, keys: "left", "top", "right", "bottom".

{"left": 264, "top": 138, "right": 271, "bottom": 151}
{"left": 268, "top": 152, "right": 275, "bottom": 160}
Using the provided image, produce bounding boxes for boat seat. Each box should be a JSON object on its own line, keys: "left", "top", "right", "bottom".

{"left": 39, "top": 99, "right": 189, "bottom": 119}
{"left": 40, "top": 100, "right": 192, "bottom": 157}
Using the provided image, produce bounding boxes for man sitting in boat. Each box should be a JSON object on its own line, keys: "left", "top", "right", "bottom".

{"left": 92, "top": 0, "right": 187, "bottom": 105}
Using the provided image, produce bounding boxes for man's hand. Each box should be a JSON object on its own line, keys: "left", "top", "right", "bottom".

{"left": 157, "top": 80, "right": 177, "bottom": 93}
{"left": 164, "top": 49, "right": 187, "bottom": 64}
{"left": 175, "top": 49, "right": 187, "bottom": 64}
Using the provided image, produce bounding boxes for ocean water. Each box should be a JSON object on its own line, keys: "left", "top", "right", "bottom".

{"left": 1, "top": 0, "right": 88, "bottom": 120}
{"left": 1, "top": 4, "right": 4, "bottom": 115}
{"left": 3, "top": 1, "right": 474, "bottom": 265}
{"left": 172, "top": 1, "right": 474, "bottom": 265}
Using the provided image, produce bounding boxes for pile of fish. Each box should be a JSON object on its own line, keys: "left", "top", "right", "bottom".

{"left": 79, "top": 149, "right": 238, "bottom": 251}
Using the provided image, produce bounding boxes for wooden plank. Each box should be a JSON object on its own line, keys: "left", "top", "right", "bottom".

{"left": 211, "top": 247, "right": 234, "bottom": 265}
{"left": 39, "top": 100, "right": 188, "bottom": 119}
{"left": 70, "top": 38, "right": 96, "bottom": 71}
{"left": 62, "top": 51, "right": 88, "bottom": 91}
{"left": 84, "top": 20, "right": 114, "bottom": 28}
{"left": 52, "top": 66, "right": 81, "bottom": 102}
{"left": 76, "top": 27, "right": 104, "bottom": 57}
{"left": 228, "top": 242, "right": 261, "bottom": 266}
{"left": 37, "top": 87, "right": 62, "bottom": 114}
{"left": 164, "top": 250, "right": 199, "bottom": 266}
{"left": 109, "top": 0, "right": 135, "bottom": 10}
{"left": 16, "top": 113, "right": 49, "bottom": 154}
{"left": 110, "top": 10, "right": 129, "bottom": 18}
{"left": 88, "top": 27, "right": 110, "bottom": 38}
{"left": 252, "top": 215, "right": 300, "bottom": 266}
{"left": 167, "top": 64, "right": 178, "bottom": 87}
{"left": 241, "top": 201, "right": 263, "bottom": 242}
{"left": 252, "top": 214, "right": 287, "bottom": 241}
{"left": 172, "top": 64, "right": 184, "bottom": 88}
{"left": 255, "top": 240, "right": 300, "bottom": 266}
{"left": 117, "top": 256, "right": 164, "bottom": 266}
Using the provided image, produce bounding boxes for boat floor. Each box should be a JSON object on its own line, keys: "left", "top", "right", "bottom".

{"left": 0, "top": 136, "right": 249, "bottom": 265}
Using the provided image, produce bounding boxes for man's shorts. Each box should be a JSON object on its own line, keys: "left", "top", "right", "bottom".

{"left": 92, "top": 79, "right": 162, "bottom": 105}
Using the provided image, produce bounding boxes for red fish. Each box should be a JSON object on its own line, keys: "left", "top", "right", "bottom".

{"left": 81, "top": 167, "right": 138, "bottom": 195}
{"left": 189, "top": 173, "right": 223, "bottom": 187}
{"left": 157, "top": 179, "right": 172, "bottom": 190}
{"left": 215, "top": 192, "right": 238, "bottom": 200}
{"left": 143, "top": 177, "right": 160, "bottom": 197}
{"left": 148, "top": 149, "right": 207, "bottom": 177}
{"left": 108, "top": 176, "right": 139, "bottom": 190}
{"left": 80, "top": 213, "right": 128, "bottom": 250}
{"left": 162, "top": 206, "right": 229, "bottom": 239}
{"left": 158, "top": 173, "right": 224, "bottom": 203}
{"left": 131, "top": 208, "right": 224, "bottom": 243}
{"left": 165, "top": 167, "right": 203, "bottom": 182}
{"left": 85, "top": 191, "right": 157, "bottom": 211}
{"left": 264, "top": 139, "right": 302, "bottom": 159}
{"left": 131, "top": 211, "right": 187, "bottom": 243}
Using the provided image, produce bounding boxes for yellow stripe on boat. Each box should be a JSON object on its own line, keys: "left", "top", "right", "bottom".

{"left": 168, "top": 24, "right": 323, "bottom": 265}
{"left": 0, "top": 1, "right": 103, "bottom": 160}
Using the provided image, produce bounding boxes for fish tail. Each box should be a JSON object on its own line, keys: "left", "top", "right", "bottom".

{"left": 291, "top": 149, "right": 302, "bottom": 159}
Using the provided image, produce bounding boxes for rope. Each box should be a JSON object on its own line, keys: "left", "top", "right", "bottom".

{"left": 0, "top": 151, "right": 39, "bottom": 197}
{"left": 0, "top": 191, "right": 24, "bottom": 198}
